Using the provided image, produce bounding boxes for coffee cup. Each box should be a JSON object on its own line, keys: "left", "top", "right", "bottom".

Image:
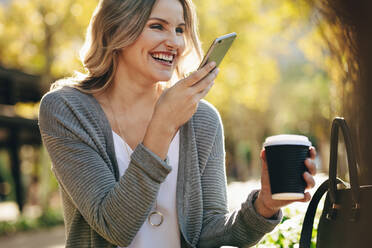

{"left": 263, "top": 134, "right": 312, "bottom": 200}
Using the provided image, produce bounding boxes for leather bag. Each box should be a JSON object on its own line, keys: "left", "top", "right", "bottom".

{"left": 299, "top": 117, "right": 372, "bottom": 248}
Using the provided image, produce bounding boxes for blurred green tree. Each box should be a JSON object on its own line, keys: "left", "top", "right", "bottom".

{"left": 0, "top": 0, "right": 99, "bottom": 212}
{"left": 195, "top": 0, "right": 334, "bottom": 179}
{"left": 0, "top": 0, "right": 98, "bottom": 90}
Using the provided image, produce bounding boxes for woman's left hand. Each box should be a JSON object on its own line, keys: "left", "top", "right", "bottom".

{"left": 254, "top": 147, "right": 317, "bottom": 218}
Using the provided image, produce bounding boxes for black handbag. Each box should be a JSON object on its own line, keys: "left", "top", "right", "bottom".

{"left": 299, "top": 117, "right": 372, "bottom": 248}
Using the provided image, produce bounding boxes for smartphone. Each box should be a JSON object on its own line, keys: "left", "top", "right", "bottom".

{"left": 198, "top": 32, "right": 237, "bottom": 70}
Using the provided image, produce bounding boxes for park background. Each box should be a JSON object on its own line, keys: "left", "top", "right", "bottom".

{"left": 0, "top": 0, "right": 366, "bottom": 247}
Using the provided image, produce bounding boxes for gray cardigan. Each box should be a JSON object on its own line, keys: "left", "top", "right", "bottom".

{"left": 38, "top": 86, "right": 281, "bottom": 248}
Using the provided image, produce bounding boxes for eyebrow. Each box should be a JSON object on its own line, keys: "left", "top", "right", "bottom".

{"left": 148, "top": 17, "right": 186, "bottom": 27}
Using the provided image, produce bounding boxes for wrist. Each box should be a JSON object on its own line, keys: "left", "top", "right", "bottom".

{"left": 149, "top": 114, "right": 177, "bottom": 139}
{"left": 143, "top": 118, "right": 177, "bottom": 160}
{"left": 254, "top": 191, "right": 280, "bottom": 219}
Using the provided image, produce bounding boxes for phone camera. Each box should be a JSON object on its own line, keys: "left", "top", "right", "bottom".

{"left": 218, "top": 40, "right": 222, "bottom": 43}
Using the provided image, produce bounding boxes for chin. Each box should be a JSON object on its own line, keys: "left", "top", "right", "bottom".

{"left": 152, "top": 71, "right": 174, "bottom": 82}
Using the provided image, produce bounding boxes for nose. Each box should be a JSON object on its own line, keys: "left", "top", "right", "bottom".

{"left": 164, "top": 31, "right": 184, "bottom": 51}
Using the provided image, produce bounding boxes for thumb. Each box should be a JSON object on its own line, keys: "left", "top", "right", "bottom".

{"left": 260, "top": 148, "right": 267, "bottom": 162}
{"left": 260, "top": 149, "right": 271, "bottom": 192}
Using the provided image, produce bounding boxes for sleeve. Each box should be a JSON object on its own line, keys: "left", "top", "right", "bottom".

{"left": 198, "top": 120, "right": 282, "bottom": 248}
{"left": 38, "top": 92, "right": 172, "bottom": 247}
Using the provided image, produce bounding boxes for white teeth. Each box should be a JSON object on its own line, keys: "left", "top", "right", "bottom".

{"left": 152, "top": 53, "right": 173, "bottom": 63}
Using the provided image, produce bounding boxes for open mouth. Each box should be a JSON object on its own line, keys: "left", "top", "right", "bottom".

{"left": 150, "top": 52, "right": 175, "bottom": 65}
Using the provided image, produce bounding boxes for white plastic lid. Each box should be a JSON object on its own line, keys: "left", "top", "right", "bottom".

{"left": 263, "top": 134, "right": 311, "bottom": 147}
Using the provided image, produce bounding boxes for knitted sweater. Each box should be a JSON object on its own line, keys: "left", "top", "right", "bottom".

{"left": 38, "top": 86, "right": 281, "bottom": 248}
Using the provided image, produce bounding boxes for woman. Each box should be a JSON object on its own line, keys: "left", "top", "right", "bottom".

{"left": 38, "top": 0, "right": 317, "bottom": 247}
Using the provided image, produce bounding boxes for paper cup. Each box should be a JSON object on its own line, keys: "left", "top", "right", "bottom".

{"left": 263, "top": 134, "right": 311, "bottom": 200}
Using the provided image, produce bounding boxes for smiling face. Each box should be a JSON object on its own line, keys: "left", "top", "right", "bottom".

{"left": 119, "top": 0, "right": 186, "bottom": 83}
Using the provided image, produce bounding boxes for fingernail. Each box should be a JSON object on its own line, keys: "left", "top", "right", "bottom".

{"left": 210, "top": 61, "right": 216, "bottom": 68}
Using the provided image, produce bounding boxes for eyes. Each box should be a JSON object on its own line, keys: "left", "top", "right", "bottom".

{"left": 149, "top": 23, "right": 185, "bottom": 34}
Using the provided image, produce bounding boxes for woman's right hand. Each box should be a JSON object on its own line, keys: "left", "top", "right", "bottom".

{"left": 143, "top": 61, "right": 219, "bottom": 159}
{"left": 156, "top": 61, "right": 218, "bottom": 131}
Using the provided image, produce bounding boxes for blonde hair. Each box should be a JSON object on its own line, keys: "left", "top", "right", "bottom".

{"left": 53, "top": 0, "right": 202, "bottom": 93}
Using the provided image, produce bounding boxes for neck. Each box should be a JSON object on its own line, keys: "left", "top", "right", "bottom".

{"left": 100, "top": 63, "right": 162, "bottom": 114}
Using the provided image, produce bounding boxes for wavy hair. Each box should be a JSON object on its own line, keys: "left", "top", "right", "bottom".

{"left": 52, "top": 0, "right": 202, "bottom": 93}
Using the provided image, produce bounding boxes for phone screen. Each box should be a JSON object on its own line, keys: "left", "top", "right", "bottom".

{"left": 198, "top": 32, "right": 237, "bottom": 70}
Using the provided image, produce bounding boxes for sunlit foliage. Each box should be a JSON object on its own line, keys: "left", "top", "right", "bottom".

{"left": 0, "top": 0, "right": 97, "bottom": 76}
{"left": 195, "top": 0, "right": 333, "bottom": 178}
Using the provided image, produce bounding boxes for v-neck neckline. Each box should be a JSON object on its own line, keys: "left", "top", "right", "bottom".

{"left": 112, "top": 130, "right": 134, "bottom": 153}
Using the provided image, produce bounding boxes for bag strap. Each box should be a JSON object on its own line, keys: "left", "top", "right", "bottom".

{"left": 299, "top": 178, "right": 346, "bottom": 248}
{"left": 328, "top": 118, "right": 360, "bottom": 212}
{"left": 299, "top": 179, "right": 329, "bottom": 248}
{"left": 300, "top": 117, "right": 359, "bottom": 248}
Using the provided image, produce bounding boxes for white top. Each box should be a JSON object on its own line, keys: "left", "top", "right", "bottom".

{"left": 113, "top": 131, "right": 181, "bottom": 248}
{"left": 263, "top": 134, "right": 312, "bottom": 147}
